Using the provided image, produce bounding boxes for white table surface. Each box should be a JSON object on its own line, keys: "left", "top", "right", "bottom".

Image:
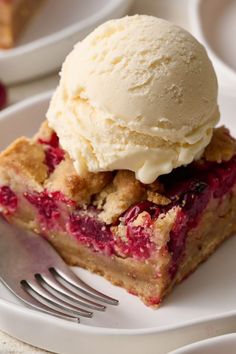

{"left": 1, "top": 0, "right": 189, "bottom": 353}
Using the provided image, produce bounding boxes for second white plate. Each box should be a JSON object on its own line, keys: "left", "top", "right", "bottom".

{"left": 169, "top": 333, "right": 236, "bottom": 354}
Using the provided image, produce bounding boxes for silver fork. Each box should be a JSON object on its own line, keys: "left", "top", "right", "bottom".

{"left": 0, "top": 217, "right": 118, "bottom": 322}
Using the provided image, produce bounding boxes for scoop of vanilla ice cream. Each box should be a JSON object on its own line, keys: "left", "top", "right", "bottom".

{"left": 47, "top": 15, "right": 219, "bottom": 184}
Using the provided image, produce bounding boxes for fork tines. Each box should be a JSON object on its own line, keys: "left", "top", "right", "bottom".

{"left": 0, "top": 217, "right": 119, "bottom": 322}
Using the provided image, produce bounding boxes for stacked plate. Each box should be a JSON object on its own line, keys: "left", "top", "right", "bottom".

{"left": 0, "top": 0, "right": 133, "bottom": 84}
{"left": 169, "top": 333, "right": 236, "bottom": 354}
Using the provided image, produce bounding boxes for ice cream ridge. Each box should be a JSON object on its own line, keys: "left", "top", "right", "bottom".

{"left": 47, "top": 15, "right": 219, "bottom": 184}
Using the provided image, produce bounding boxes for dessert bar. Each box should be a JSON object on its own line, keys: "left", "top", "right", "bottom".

{"left": 0, "top": 0, "right": 44, "bottom": 48}
{"left": 0, "top": 123, "right": 235, "bottom": 306}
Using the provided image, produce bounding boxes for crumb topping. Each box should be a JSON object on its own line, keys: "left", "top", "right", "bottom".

{"left": 1, "top": 124, "right": 236, "bottom": 226}
{"left": 45, "top": 156, "right": 113, "bottom": 205}
{"left": 95, "top": 171, "right": 146, "bottom": 224}
{"left": 147, "top": 191, "right": 171, "bottom": 205}
{"left": 0, "top": 138, "right": 47, "bottom": 184}
{"left": 203, "top": 126, "right": 236, "bottom": 163}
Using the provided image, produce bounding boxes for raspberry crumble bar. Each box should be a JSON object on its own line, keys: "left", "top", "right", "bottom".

{"left": 0, "top": 0, "right": 44, "bottom": 48}
{"left": 0, "top": 122, "right": 236, "bottom": 307}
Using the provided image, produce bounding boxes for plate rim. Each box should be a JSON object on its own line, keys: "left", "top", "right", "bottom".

{"left": 168, "top": 332, "right": 236, "bottom": 354}
{"left": 188, "top": 0, "right": 236, "bottom": 84}
{"left": 1, "top": 293, "right": 236, "bottom": 336}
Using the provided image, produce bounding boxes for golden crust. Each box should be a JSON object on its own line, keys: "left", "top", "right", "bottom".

{"left": 95, "top": 171, "right": 146, "bottom": 224}
{"left": 0, "top": 137, "right": 47, "bottom": 184}
{"left": 203, "top": 126, "right": 236, "bottom": 163}
{"left": 46, "top": 156, "right": 113, "bottom": 205}
{"left": 147, "top": 190, "right": 171, "bottom": 205}
{"left": 34, "top": 120, "right": 54, "bottom": 142}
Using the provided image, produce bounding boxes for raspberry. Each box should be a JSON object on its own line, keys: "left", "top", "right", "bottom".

{"left": 0, "top": 186, "right": 17, "bottom": 213}
{"left": 0, "top": 82, "right": 7, "bottom": 110}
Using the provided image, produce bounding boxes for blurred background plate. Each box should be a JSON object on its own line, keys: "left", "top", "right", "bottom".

{"left": 169, "top": 333, "right": 236, "bottom": 354}
{"left": 189, "top": 0, "right": 236, "bottom": 92}
{"left": 0, "top": 0, "right": 134, "bottom": 85}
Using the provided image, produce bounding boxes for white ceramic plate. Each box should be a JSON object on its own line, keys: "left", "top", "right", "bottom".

{"left": 189, "top": 0, "right": 236, "bottom": 91}
{"left": 1, "top": 91, "right": 236, "bottom": 354}
{"left": 0, "top": 0, "right": 133, "bottom": 84}
{"left": 169, "top": 333, "right": 236, "bottom": 354}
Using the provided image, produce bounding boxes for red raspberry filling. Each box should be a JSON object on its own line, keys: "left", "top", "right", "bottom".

{"left": 121, "top": 156, "right": 236, "bottom": 272}
{"left": 116, "top": 223, "right": 154, "bottom": 259}
{"left": 1, "top": 155, "right": 236, "bottom": 267}
{"left": 123, "top": 200, "right": 161, "bottom": 224}
{"left": 67, "top": 211, "right": 155, "bottom": 260}
{"left": 68, "top": 213, "right": 114, "bottom": 255}
{"left": 162, "top": 157, "right": 236, "bottom": 277}
{"left": 24, "top": 190, "right": 76, "bottom": 231}
{"left": 45, "top": 147, "right": 65, "bottom": 173}
{"left": 38, "top": 132, "right": 60, "bottom": 148}
{"left": 0, "top": 186, "right": 17, "bottom": 214}
{"left": 38, "top": 133, "right": 65, "bottom": 173}
{"left": 24, "top": 191, "right": 60, "bottom": 220}
{"left": 0, "top": 82, "right": 7, "bottom": 110}
{"left": 148, "top": 295, "right": 161, "bottom": 306}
